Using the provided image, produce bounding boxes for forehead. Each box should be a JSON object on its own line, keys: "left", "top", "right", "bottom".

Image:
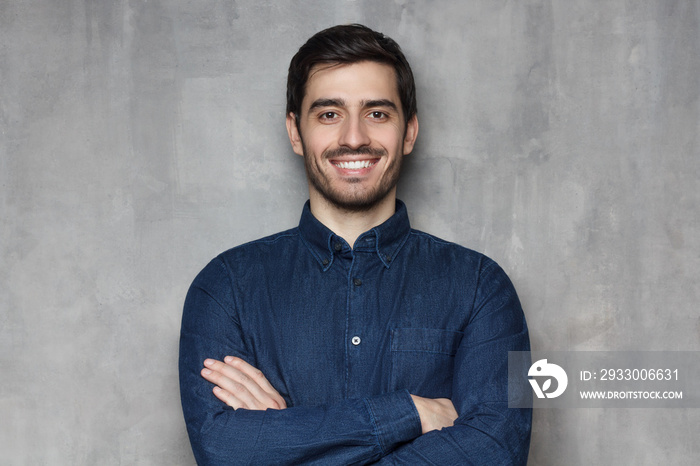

{"left": 302, "top": 61, "right": 400, "bottom": 109}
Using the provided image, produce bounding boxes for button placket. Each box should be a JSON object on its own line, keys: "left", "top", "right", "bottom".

{"left": 346, "top": 254, "right": 370, "bottom": 397}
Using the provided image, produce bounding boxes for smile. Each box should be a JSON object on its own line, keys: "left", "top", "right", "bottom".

{"left": 332, "top": 160, "right": 377, "bottom": 169}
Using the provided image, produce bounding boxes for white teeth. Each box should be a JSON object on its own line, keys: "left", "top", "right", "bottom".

{"left": 334, "top": 160, "right": 375, "bottom": 169}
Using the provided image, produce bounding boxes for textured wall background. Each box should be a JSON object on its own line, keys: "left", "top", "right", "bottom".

{"left": 2, "top": 1, "right": 698, "bottom": 464}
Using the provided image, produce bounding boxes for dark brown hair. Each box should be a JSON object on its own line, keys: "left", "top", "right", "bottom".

{"left": 286, "top": 24, "right": 417, "bottom": 127}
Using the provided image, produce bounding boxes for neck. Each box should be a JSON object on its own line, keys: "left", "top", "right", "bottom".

{"left": 308, "top": 191, "right": 397, "bottom": 249}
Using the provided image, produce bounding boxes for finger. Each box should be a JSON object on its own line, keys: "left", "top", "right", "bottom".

{"left": 202, "top": 358, "right": 285, "bottom": 410}
{"left": 211, "top": 385, "right": 245, "bottom": 410}
{"left": 201, "top": 364, "right": 267, "bottom": 410}
{"left": 223, "top": 356, "right": 287, "bottom": 409}
{"left": 216, "top": 358, "right": 282, "bottom": 409}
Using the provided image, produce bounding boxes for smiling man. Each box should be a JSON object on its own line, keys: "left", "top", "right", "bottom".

{"left": 288, "top": 59, "right": 417, "bottom": 248}
{"left": 179, "top": 24, "right": 532, "bottom": 465}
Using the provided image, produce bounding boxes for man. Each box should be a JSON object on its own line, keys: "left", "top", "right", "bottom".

{"left": 179, "top": 24, "right": 531, "bottom": 464}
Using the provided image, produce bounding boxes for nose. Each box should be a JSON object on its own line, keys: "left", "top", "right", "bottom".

{"left": 338, "top": 116, "right": 371, "bottom": 149}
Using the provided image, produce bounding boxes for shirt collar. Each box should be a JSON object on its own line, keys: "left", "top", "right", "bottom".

{"left": 298, "top": 199, "right": 412, "bottom": 270}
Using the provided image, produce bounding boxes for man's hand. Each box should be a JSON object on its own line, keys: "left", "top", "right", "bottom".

{"left": 410, "top": 395, "right": 458, "bottom": 434}
{"left": 201, "top": 356, "right": 287, "bottom": 411}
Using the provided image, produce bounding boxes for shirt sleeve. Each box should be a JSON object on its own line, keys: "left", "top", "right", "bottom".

{"left": 372, "top": 258, "right": 533, "bottom": 465}
{"left": 178, "top": 258, "right": 422, "bottom": 465}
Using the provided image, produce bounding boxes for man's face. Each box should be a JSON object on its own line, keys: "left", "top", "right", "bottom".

{"left": 286, "top": 61, "right": 418, "bottom": 212}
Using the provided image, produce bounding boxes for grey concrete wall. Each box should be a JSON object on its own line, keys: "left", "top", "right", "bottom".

{"left": 1, "top": 1, "right": 698, "bottom": 464}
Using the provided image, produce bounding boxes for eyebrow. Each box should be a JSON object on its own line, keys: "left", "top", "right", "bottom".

{"left": 362, "top": 99, "right": 398, "bottom": 111}
{"left": 308, "top": 98, "right": 345, "bottom": 111}
{"left": 308, "top": 98, "right": 399, "bottom": 112}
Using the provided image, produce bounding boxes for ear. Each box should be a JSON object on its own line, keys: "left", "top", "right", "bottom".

{"left": 286, "top": 112, "right": 304, "bottom": 156}
{"left": 402, "top": 114, "right": 419, "bottom": 155}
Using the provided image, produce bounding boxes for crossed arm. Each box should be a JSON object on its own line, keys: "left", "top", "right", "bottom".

{"left": 201, "top": 356, "right": 458, "bottom": 434}
{"left": 180, "top": 257, "right": 531, "bottom": 464}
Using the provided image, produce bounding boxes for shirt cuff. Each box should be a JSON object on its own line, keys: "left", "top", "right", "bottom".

{"left": 364, "top": 389, "right": 422, "bottom": 455}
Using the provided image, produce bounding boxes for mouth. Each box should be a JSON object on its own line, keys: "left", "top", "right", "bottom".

{"left": 324, "top": 147, "right": 386, "bottom": 175}
{"left": 331, "top": 159, "right": 378, "bottom": 170}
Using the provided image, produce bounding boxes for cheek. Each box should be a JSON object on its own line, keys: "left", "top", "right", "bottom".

{"left": 377, "top": 137, "right": 403, "bottom": 155}
{"left": 304, "top": 128, "right": 336, "bottom": 153}
{"left": 369, "top": 126, "right": 404, "bottom": 149}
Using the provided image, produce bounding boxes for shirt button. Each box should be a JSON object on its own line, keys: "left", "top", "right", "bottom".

{"left": 322, "top": 258, "right": 329, "bottom": 266}
{"left": 334, "top": 242, "right": 342, "bottom": 252}
{"left": 351, "top": 336, "right": 361, "bottom": 346}
{"left": 353, "top": 278, "right": 362, "bottom": 286}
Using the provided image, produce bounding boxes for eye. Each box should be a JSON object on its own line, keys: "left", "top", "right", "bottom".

{"left": 368, "top": 111, "right": 388, "bottom": 120}
{"left": 319, "top": 111, "right": 339, "bottom": 121}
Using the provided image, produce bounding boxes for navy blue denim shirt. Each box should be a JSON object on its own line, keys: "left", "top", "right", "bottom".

{"left": 179, "top": 200, "right": 531, "bottom": 465}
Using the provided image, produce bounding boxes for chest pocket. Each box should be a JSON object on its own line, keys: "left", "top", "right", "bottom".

{"left": 390, "top": 328, "right": 464, "bottom": 399}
